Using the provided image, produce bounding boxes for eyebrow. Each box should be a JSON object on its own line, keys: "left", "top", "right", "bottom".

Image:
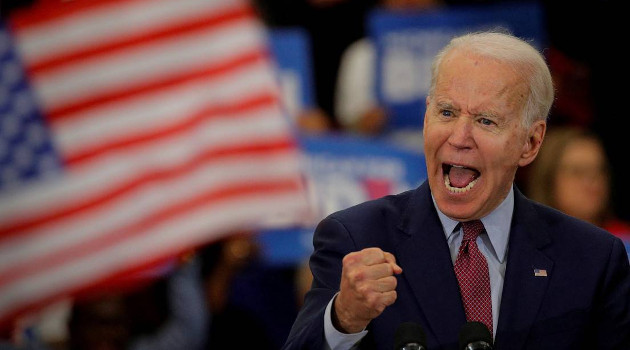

{"left": 476, "top": 111, "right": 500, "bottom": 119}
{"left": 436, "top": 101, "right": 457, "bottom": 111}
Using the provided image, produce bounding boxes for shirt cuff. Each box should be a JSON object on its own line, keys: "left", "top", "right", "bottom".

{"left": 324, "top": 293, "right": 368, "bottom": 350}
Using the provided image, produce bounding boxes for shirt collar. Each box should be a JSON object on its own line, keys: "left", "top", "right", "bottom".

{"left": 432, "top": 187, "right": 514, "bottom": 263}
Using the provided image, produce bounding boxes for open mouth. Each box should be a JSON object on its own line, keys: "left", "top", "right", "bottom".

{"left": 442, "top": 163, "right": 480, "bottom": 193}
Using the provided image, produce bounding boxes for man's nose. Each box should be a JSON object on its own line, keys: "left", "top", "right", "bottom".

{"left": 447, "top": 117, "right": 475, "bottom": 149}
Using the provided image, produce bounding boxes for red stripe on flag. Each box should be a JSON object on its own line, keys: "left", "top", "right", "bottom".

{"left": 25, "top": 5, "right": 254, "bottom": 75}
{"left": 0, "top": 139, "right": 296, "bottom": 239}
{"left": 44, "top": 48, "right": 270, "bottom": 121}
{"left": 0, "top": 178, "right": 302, "bottom": 289}
{"left": 65, "top": 92, "right": 278, "bottom": 165}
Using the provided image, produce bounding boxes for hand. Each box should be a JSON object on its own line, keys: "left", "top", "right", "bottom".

{"left": 333, "top": 247, "right": 402, "bottom": 333}
{"left": 296, "top": 108, "right": 332, "bottom": 134}
{"left": 355, "top": 106, "right": 388, "bottom": 135}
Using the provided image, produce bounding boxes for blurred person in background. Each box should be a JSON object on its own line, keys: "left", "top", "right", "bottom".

{"left": 200, "top": 234, "right": 276, "bottom": 350}
{"left": 294, "top": 259, "right": 314, "bottom": 311}
{"left": 2, "top": 254, "right": 207, "bottom": 350}
{"left": 335, "top": 0, "right": 444, "bottom": 136}
{"left": 71, "top": 253, "right": 207, "bottom": 350}
{"left": 539, "top": 2, "right": 627, "bottom": 223}
{"left": 200, "top": 232, "right": 317, "bottom": 350}
{"left": 253, "top": 0, "right": 379, "bottom": 129}
{"left": 525, "top": 126, "right": 630, "bottom": 253}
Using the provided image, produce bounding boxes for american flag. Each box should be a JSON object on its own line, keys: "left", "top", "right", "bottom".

{"left": 0, "top": 0, "right": 309, "bottom": 327}
{"left": 533, "top": 268, "right": 547, "bottom": 277}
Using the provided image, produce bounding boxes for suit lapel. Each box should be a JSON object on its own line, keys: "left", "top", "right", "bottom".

{"left": 395, "top": 182, "right": 467, "bottom": 345}
{"left": 495, "top": 187, "right": 553, "bottom": 350}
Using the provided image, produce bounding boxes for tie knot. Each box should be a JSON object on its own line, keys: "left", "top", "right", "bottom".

{"left": 461, "top": 220, "right": 484, "bottom": 241}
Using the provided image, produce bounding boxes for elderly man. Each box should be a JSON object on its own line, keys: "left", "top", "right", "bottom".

{"left": 283, "top": 31, "right": 630, "bottom": 350}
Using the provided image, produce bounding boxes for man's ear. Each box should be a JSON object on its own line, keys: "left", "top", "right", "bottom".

{"left": 518, "top": 120, "right": 546, "bottom": 167}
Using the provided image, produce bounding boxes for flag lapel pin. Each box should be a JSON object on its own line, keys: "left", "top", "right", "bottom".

{"left": 533, "top": 268, "right": 547, "bottom": 277}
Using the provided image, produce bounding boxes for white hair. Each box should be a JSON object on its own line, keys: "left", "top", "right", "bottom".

{"left": 428, "top": 30, "right": 554, "bottom": 128}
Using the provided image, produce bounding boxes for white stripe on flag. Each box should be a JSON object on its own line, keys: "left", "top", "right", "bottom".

{"left": 53, "top": 62, "right": 278, "bottom": 154}
{"left": 15, "top": 0, "right": 243, "bottom": 65}
{"left": 32, "top": 19, "right": 264, "bottom": 110}
{"left": 0, "top": 105, "right": 291, "bottom": 220}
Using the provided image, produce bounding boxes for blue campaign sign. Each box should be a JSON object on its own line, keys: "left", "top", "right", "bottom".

{"left": 267, "top": 28, "right": 316, "bottom": 119}
{"left": 256, "top": 133, "right": 427, "bottom": 266}
{"left": 368, "top": 2, "right": 546, "bottom": 130}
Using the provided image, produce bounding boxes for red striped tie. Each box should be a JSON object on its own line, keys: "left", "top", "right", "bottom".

{"left": 454, "top": 220, "right": 493, "bottom": 336}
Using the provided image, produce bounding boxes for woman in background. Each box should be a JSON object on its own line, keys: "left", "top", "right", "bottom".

{"left": 526, "top": 126, "right": 630, "bottom": 255}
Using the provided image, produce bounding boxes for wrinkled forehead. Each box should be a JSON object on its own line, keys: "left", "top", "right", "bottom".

{"left": 438, "top": 48, "right": 526, "bottom": 82}
{"left": 434, "top": 50, "right": 529, "bottom": 110}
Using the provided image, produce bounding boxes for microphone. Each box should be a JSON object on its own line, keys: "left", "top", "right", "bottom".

{"left": 393, "top": 322, "right": 427, "bottom": 350}
{"left": 458, "top": 322, "right": 493, "bottom": 350}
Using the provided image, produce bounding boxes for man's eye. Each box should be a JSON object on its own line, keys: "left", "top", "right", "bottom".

{"left": 440, "top": 110, "right": 453, "bottom": 117}
{"left": 480, "top": 118, "right": 494, "bottom": 126}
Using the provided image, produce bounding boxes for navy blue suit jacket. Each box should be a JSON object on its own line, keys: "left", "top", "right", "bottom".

{"left": 283, "top": 181, "right": 630, "bottom": 349}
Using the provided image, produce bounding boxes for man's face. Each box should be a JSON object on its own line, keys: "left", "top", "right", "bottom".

{"left": 423, "top": 49, "right": 545, "bottom": 221}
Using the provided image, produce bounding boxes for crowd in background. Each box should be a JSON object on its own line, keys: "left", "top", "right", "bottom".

{"left": 252, "top": 0, "right": 628, "bottom": 223}
{"left": 1, "top": 0, "right": 628, "bottom": 349}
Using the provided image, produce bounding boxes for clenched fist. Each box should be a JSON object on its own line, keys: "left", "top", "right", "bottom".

{"left": 333, "top": 247, "right": 403, "bottom": 333}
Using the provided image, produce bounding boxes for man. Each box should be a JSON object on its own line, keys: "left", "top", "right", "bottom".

{"left": 283, "top": 31, "right": 630, "bottom": 350}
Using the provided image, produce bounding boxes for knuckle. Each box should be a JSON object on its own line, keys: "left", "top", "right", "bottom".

{"left": 356, "top": 283, "right": 370, "bottom": 295}
{"left": 365, "top": 293, "right": 379, "bottom": 308}
{"left": 343, "top": 252, "right": 357, "bottom": 266}
{"left": 348, "top": 269, "right": 364, "bottom": 283}
{"left": 364, "top": 247, "right": 380, "bottom": 254}
{"left": 365, "top": 247, "right": 385, "bottom": 260}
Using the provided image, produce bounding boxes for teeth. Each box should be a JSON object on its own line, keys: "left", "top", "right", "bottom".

{"left": 444, "top": 173, "right": 479, "bottom": 193}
